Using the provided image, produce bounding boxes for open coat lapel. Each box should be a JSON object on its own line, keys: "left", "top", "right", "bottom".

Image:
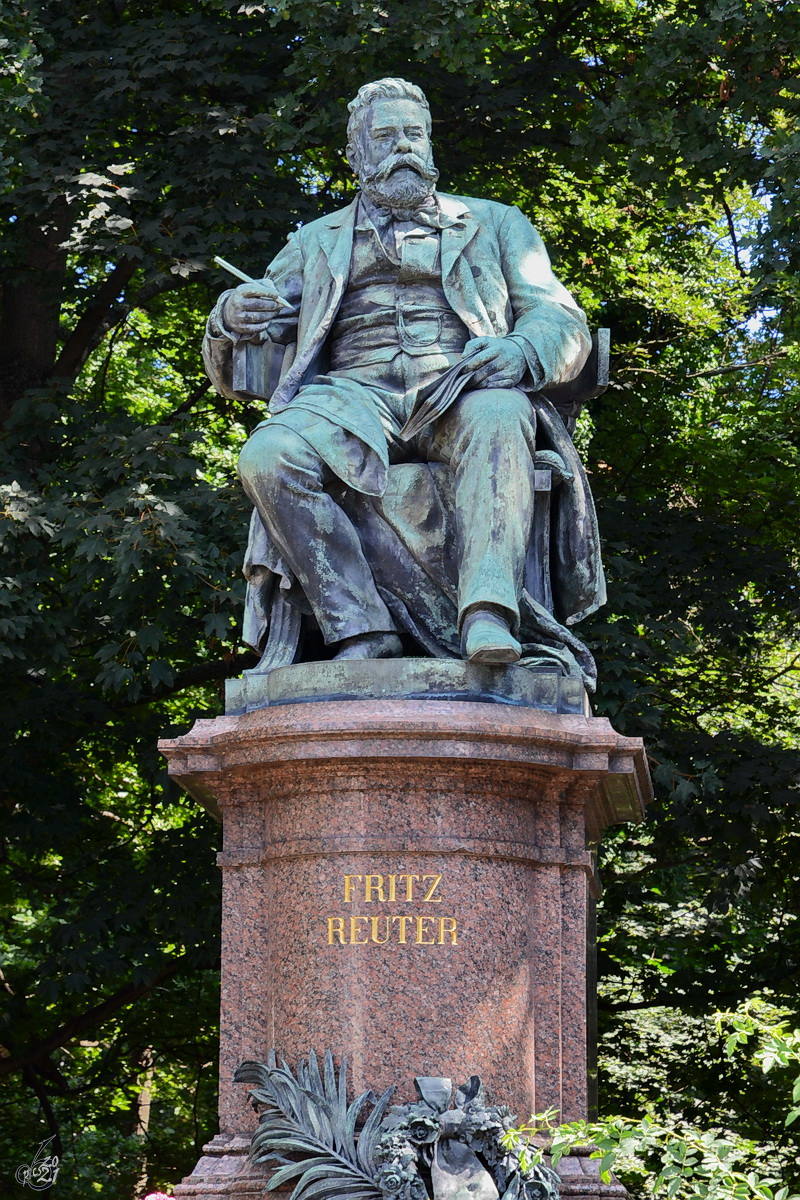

{"left": 316, "top": 203, "right": 358, "bottom": 293}
{"left": 438, "top": 195, "right": 493, "bottom": 336}
{"left": 299, "top": 201, "right": 357, "bottom": 345}
{"left": 270, "top": 202, "right": 357, "bottom": 410}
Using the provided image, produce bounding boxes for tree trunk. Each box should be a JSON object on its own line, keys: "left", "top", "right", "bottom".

{"left": 0, "top": 201, "right": 70, "bottom": 425}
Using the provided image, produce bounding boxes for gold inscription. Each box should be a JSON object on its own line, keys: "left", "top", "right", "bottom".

{"left": 349, "top": 915, "right": 370, "bottom": 944}
{"left": 415, "top": 915, "right": 436, "bottom": 944}
{"left": 342, "top": 872, "right": 446, "bottom": 903}
{"left": 325, "top": 912, "right": 457, "bottom": 945}
{"left": 327, "top": 872, "right": 458, "bottom": 946}
{"left": 398, "top": 873, "right": 419, "bottom": 900}
{"left": 438, "top": 917, "right": 458, "bottom": 945}
{"left": 422, "top": 874, "right": 443, "bottom": 902}
{"left": 343, "top": 874, "right": 361, "bottom": 902}
{"left": 394, "top": 914, "right": 412, "bottom": 943}
{"left": 370, "top": 916, "right": 390, "bottom": 944}
{"left": 326, "top": 917, "right": 346, "bottom": 945}
{"left": 364, "top": 874, "right": 386, "bottom": 902}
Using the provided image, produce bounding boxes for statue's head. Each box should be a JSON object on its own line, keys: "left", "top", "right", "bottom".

{"left": 346, "top": 77, "right": 439, "bottom": 210}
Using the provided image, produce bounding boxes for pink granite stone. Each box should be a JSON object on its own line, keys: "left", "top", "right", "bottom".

{"left": 159, "top": 699, "right": 650, "bottom": 1198}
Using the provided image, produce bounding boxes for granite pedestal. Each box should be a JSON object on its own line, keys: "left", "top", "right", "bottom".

{"left": 159, "top": 664, "right": 650, "bottom": 1198}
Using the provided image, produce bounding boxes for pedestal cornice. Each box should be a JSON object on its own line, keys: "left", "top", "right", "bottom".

{"left": 159, "top": 699, "right": 652, "bottom": 828}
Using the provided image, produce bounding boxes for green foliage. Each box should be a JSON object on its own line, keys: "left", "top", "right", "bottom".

{"left": 505, "top": 1005, "right": 800, "bottom": 1198}
{"left": 717, "top": 1005, "right": 800, "bottom": 1132}
{"left": 552, "top": 1116, "right": 796, "bottom": 1200}
{"left": 1, "top": 0, "right": 799, "bottom": 1195}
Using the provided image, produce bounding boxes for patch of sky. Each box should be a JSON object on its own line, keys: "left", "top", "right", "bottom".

{"left": 747, "top": 305, "right": 779, "bottom": 336}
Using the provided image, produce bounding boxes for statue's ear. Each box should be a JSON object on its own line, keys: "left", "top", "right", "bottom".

{"left": 345, "top": 139, "right": 361, "bottom": 177}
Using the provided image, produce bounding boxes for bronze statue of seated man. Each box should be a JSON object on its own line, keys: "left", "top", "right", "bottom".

{"left": 203, "top": 78, "right": 605, "bottom": 685}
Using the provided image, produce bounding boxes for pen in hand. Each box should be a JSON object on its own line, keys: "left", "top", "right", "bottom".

{"left": 213, "top": 255, "right": 293, "bottom": 310}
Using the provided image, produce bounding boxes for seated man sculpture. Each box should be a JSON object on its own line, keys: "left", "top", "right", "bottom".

{"left": 203, "top": 77, "right": 606, "bottom": 687}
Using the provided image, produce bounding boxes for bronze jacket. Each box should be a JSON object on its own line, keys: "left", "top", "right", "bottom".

{"left": 203, "top": 191, "right": 591, "bottom": 416}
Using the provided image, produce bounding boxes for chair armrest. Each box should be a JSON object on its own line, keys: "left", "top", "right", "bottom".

{"left": 541, "top": 328, "right": 610, "bottom": 407}
{"left": 232, "top": 338, "right": 289, "bottom": 402}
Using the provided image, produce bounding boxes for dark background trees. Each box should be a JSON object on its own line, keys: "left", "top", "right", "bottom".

{"left": 1, "top": 0, "right": 798, "bottom": 1195}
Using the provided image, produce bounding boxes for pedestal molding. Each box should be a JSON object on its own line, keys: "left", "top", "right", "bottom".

{"left": 160, "top": 700, "right": 651, "bottom": 826}
{"left": 217, "top": 840, "right": 595, "bottom": 869}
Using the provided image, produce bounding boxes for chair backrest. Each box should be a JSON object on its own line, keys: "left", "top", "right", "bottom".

{"left": 541, "top": 328, "right": 609, "bottom": 433}
{"left": 542, "top": 328, "right": 609, "bottom": 406}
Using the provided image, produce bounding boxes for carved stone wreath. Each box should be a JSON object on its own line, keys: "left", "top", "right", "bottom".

{"left": 235, "top": 1051, "right": 560, "bottom": 1200}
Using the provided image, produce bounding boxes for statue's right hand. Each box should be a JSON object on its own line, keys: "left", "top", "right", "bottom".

{"left": 222, "top": 281, "right": 285, "bottom": 338}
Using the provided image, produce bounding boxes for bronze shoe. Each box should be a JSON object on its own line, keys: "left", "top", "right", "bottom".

{"left": 462, "top": 610, "right": 521, "bottom": 665}
{"left": 332, "top": 632, "right": 403, "bottom": 660}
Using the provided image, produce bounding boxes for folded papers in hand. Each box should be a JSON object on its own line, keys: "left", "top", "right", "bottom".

{"left": 399, "top": 348, "right": 483, "bottom": 441}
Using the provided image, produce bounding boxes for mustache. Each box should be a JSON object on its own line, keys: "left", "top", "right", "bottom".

{"left": 360, "top": 152, "right": 439, "bottom": 186}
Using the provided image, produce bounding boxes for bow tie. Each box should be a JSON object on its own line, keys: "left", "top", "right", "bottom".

{"left": 360, "top": 194, "right": 454, "bottom": 230}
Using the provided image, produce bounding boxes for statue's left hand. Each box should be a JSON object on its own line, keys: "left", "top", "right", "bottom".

{"left": 463, "top": 336, "right": 526, "bottom": 388}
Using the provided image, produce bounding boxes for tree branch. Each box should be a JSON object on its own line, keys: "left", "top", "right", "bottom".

{"left": 22, "top": 1064, "right": 64, "bottom": 1174}
{"left": 167, "top": 378, "right": 213, "bottom": 419}
{"left": 721, "top": 195, "right": 747, "bottom": 276}
{"left": 109, "top": 651, "right": 259, "bottom": 711}
{"left": 686, "top": 350, "right": 787, "bottom": 379}
{"left": 0, "top": 957, "right": 188, "bottom": 1079}
{"left": 169, "top": 653, "right": 258, "bottom": 691}
{"left": 53, "top": 267, "right": 188, "bottom": 387}
{"left": 53, "top": 259, "right": 139, "bottom": 380}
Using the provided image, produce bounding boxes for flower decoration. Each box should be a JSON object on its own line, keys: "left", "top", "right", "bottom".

{"left": 404, "top": 1105, "right": 442, "bottom": 1146}
{"left": 373, "top": 1073, "right": 559, "bottom": 1200}
{"left": 236, "top": 1052, "right": 560, "bottom": 1200}
{"left": 377, "top": 1164, "right": 406, "bottom": 1194}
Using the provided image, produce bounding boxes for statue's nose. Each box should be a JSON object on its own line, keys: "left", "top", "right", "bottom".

{"left": 395, "top": 135, "right": 413, "bottom": 153}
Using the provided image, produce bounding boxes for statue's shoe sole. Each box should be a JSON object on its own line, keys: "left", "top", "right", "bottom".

{"left": 463, "top": 620, "right": 522, "bottom": 665}
{"left": 466, "top": 643, "right": 521, "bottom": 665}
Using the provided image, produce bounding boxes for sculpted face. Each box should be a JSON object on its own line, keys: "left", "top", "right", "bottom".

{"left": 355, "top": 97, "right": 439, "bottom": 209}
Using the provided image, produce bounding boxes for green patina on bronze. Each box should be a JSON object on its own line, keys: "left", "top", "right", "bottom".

{"left": 235, "top": 1051, "right": 561, "bottom": 1200}
{"left": 202, "top": 78, "right": 607, "bottom": 688}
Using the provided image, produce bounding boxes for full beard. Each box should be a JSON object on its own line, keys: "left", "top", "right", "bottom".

{"left": 358, "top": 152, "right": 440, "bottom": 211}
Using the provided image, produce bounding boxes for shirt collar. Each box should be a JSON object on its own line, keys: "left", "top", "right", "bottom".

{"left": 355, "top": 191, "right": 463, "bottom": 231}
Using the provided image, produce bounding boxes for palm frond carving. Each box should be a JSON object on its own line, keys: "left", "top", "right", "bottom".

{"left": 234, "top": 1049, "right": 393, "bottom": 1200}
